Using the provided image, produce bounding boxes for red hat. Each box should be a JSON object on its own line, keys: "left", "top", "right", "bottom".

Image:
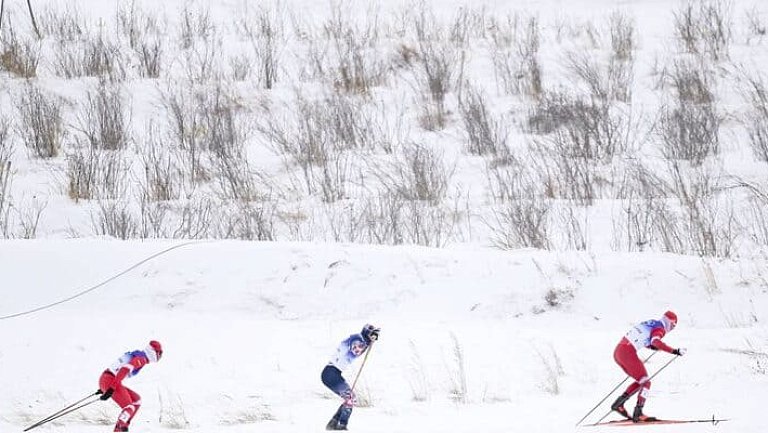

{"left": 148, "top": 340, "right": 163, "bottom": 361}
{"left": 663, "top": 311, "right": 678, "bottom": 330}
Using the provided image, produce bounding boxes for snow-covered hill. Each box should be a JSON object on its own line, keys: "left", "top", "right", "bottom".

{"left": 0, "top": 240, "right": 765, "bottom": 432}
{"left": 1, "top": 0, "right": 767, "bottom": 432}
{"left": 1, "top": 0, "right": 767, "bottom": 256}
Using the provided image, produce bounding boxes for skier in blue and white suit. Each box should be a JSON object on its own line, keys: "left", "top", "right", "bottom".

{"left": 322, "top": 324, "right": 380, "bottom": 431}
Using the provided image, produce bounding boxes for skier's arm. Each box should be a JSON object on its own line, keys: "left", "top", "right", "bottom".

{"left": 649, "top": 329, "right": 674, "bottom": 353}
{"left": 112, "top": 357, "right": 146, "bottom": 389}
{"left": 112, "top": 365, "right": 132, "bottom": 388}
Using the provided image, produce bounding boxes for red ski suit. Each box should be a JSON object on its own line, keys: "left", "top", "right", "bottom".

{"left": 614, "top": 319, "right": 675, "bottom": 405}
{"left": 99, "top": 351, "right": 151, "bottom": 431}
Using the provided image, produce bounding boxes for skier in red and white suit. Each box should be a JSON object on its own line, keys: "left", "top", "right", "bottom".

{"left": 98, "top": 341, "right": 163, "bottom": 432}
{"left": 610, "top": 311, "right": 685, "bottom": 422}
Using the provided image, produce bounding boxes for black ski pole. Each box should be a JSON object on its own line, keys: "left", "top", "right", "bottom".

{"left": 575, "top": 351, "right": 657, "bottom": 426}
{"left": 24, "top": 391, "right": 102, "bottom": 432}
{"left": 29, "top": 391, "right": 101, "bottom": 426}
{"left": 590, "top": 355, "right": 680, "bottom": 426}
{"left": 26, "top": 397, "right": 102, "bottom": 431}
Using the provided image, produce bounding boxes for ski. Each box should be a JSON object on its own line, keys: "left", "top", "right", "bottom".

{"left": 587, "top": 415, "right": 729, "bottom": 427}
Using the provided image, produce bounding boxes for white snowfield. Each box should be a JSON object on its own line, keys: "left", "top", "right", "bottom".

{"left": 0, "top": 240, "right": 765, "bottom": 432}
{"left": 0, "top": 0, "right": 767, "bottom": 431}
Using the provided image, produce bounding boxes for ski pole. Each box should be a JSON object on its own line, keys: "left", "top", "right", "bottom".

{"left": 590, "top": 355, "right": 680, "bottom": 426}
{"left": 350, "top": 341, "right": 374, "bottom": 392}
{"left": 25, "top": 397, "right": 101, "bottom": 431}
{"left": 24, "top": 390, "right": 102, "bottom": 432}
{"left": 27, "top": 390, "right": 101, "bottom": 427}
{"left": 575, "top": 351, "right": 657, "bottom": 426}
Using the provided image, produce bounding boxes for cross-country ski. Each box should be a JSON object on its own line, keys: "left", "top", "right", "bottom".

{"left": 587, "top": 416, "right": 729, "bottom": 427}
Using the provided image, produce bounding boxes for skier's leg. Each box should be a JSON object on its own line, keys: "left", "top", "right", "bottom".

{"left": 322, "top": 365, "right": 355, "bottom": 429}
{"left": 614, "top": 344, "right": 648, "bottom": 395}
{"left": 110, "top": 386, "right": 136, "bottom": 432}
{"left": 115, "top": 404, "right": 137, "bottom": 432}
{"left": 635, "top": 378, "right": 651, "bottom": 406}
{"left": 98, "top": 371, "right": 114, "bottom": 395}
{"left": 123, "top": 387, "right": 142, "bottom": 426}
{"left": 326, "top": 405, "right": 344, "bottom": 430}
{"left": 612, "top": 344, "right": 648, "bottom": 419}
{"left": 337, "top": 388, "right": 356, "bottom": 427}
{"left": 617, "top": 348, "right": 654, "bottom": 422}
{"left": 623, "top": 353, "right": 650, "bottom": 406}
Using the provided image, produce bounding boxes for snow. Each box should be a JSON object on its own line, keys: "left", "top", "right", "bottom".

{"left": 0, "top": 0, "right": 767, "bottom": 432}
{"left": 0, "top": 240, "right": 765, "bottom": 432}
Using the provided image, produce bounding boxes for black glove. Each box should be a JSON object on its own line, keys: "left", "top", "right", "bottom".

{"left": 100, "top": 388, "right": 114, "bottom": 400}
{"left": 672, "top": 348, "right": 687, "bottom": 356}
{"left": 369, "top": 328, "right": 380, "bottom": 341}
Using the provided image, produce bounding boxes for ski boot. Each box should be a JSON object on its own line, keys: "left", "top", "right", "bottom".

{"left": 326, "top": 416, "right": 348, "bottom": 430}
{"left": 610, "top": 393, "right": 631, "bottom": 420}
{"left": 325, "top": 420, "right": 348, "bottom": 431}
{"left": 632, "top": 405, "right": 657, "bottom": 423}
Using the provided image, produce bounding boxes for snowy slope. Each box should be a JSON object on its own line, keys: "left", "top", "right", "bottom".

{"left": 0, "top": 0, "right": 767, "bottom": 432}
{"left": 1, "top": 0, "right": 766, "bottom": 254}
{"left": 0, "top": 240, "right": 765, "bottom": 432}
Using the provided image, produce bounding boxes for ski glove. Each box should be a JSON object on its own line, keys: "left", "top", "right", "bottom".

{"left": 672, "top": 348, "right": 687, "bottom": 356}
{"left": 100, "top": 388, "right": 114, "bottom": 400}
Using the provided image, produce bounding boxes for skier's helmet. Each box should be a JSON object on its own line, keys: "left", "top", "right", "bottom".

{"left": 361, "top": 324, "right": 379, "bottom": 343}
{"left": 662, "top": 311, "right": 678, "bottom": 331}
{"left": 147, "top": 340, "right": 163, "bottom": 362}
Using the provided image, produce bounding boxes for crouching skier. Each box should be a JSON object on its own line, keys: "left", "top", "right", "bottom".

{"left": 322, "top": 324, "right": 380, "bottom": 431}
{"left": 611, "top": 311, "right": 685, "bottom": 422}
{"left": 98, "top": 340, "right": 163, "bottom": 432}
